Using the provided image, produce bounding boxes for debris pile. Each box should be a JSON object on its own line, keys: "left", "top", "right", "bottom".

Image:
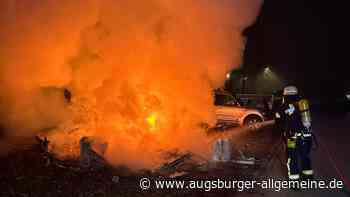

{"left": 80, "top": 137, "right": 107, "bottom": 169}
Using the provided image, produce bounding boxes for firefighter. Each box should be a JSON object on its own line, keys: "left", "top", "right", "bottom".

{"left": 275, "top": 86, "right": 313, "bottom": 181}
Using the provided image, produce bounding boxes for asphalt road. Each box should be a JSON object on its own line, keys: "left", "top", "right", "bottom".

{"left": 253, "top": 112, "right": 350, "bottom": 197}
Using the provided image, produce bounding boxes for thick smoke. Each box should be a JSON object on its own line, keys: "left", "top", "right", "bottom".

{"left": 0, "top": 0, "right": 262, "bottom": 169}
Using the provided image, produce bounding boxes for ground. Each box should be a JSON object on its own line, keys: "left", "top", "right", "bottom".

{"left": 0, "top": 112, "right": 349, "bottom": 197}
{"left": 250, "top": 112, "right": 350, "bottom": 197}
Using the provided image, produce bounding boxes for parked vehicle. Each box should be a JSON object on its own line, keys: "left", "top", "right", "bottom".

{"left": 214, "top": 90, "right": 264, "bottom": 129}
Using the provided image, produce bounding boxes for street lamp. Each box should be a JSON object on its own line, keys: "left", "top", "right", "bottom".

{"left": 226, "top": 72, "right": 231, "bottom": 79}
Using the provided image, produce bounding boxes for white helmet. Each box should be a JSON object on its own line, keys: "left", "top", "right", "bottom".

{"left": 283, "top": 86, "right": 298, "bottom": 96}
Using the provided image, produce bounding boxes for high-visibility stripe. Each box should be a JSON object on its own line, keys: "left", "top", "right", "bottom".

{"left": 287, "top": 139, "right": 296, "bottom": 148}
{"left": 302, "top": 169, "right": 314, "bottom": 175}
{"left": 287, "top": 158, "right": 300, "bottom": 180}
{"left": 291, "top": 133, "right": 312, "bottom": 138}
{"left": 275, "top": 112, "right": 281, "bottom": 118}
{"left": 289, "top": 174, "right": 300, "bottom": 180}
{"left": 287, "top": 158, "right": 291, "bottom": 177}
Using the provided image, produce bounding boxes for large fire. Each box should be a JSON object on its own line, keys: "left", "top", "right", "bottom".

{"left": 0, "top": 0, "right": 262, "bottom": 169}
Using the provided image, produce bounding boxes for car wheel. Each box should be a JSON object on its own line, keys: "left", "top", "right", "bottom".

{"left": 243, "top": 115, "right": 263, "bottom": 130}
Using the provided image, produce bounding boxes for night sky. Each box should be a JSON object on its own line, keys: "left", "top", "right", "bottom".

{"left": 243, "top": 1, "right": 339, "bottom": 99}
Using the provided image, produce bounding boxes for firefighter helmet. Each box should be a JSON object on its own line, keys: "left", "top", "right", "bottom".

{"left": 283, "top": 86, "right": 298, "bottom": 96}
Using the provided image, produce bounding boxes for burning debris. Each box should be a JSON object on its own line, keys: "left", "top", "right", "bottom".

{"left": 0, "top": 0, "right": 263, "bottom": 170}
{"left": 80, "top": 136, "right": 107, "bottom": 169}
{"left": 36, "top": 132, "right": 109, "bottom": 169}
{"left": 35, "top": 136, "right": 51, "bottom": 166}
{"left": 0, "top": 117, "right": 278, "bottom": 197}
{"left": 158, "top": 153, "right": 194, "bottom": 176}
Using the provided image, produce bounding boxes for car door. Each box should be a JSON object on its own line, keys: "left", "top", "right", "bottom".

{"left": 215, "top": 96, "right": 245, "bottom": 124}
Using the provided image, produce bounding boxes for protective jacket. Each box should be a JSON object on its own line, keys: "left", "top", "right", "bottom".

{"left": 275, "top": 96, "right": 313, "bottom": 180}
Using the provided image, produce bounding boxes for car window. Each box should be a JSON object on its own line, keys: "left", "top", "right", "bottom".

{"left": 214, "top": 94, "right": 238, "bottom": 106}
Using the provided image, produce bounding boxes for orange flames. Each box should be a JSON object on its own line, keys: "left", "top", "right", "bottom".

{"left": 0, "top": 0, "right": 262, "bottom": 169}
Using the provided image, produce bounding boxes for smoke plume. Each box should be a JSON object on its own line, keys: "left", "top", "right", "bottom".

{"left": 0, "top": 0, "right": 262, "bottom": 169}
